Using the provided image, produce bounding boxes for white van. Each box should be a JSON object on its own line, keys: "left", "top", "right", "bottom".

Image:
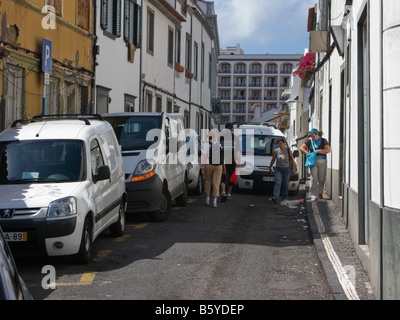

{"left": 103, "top": 113, "right": 188, "bottom": 222}
{"left": 0, "top": 115, "right": 126, "bottom": 264}
{"left": 237, "top": 123, "right": 300, "bottom": 194}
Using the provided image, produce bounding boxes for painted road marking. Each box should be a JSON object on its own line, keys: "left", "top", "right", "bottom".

{"left": 93, "top": 249, "right": 111, "bottom": 262}
{"left": 113, "top": 234, "right": 131, "bottom": 242}
{"left": 51, "top": 272, "right": 97, "bottom": 287}
{"left": 312, "top": 202, "right": 360, "bottom": 300}
{"left": 126, "top": 223, "right": 149, "bottom": 228}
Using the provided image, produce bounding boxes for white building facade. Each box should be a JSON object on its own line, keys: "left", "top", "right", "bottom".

{"left": 303, "top": 0, "right": 400, "bottom": 299}
{"left": 217, "top": 46, "right": 302, "bottom": 126}
{"left": 95, "top": 0, "right": 142, "bottom": 113}
{"left": 94, "top": 0, "right": 218, "bottom": 133}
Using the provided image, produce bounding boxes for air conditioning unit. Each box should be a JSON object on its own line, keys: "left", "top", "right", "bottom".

{"left": 309, "top": 30, "right": 328, "bottom": 52}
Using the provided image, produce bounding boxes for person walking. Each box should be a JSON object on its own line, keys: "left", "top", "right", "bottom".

{"left": 219, "top": 123, "right": 241, "bottom": 201}
{"left": 269, "top": 138, "right": 296, "bottom": 205}
{"left": 299, "top": 129, "right": 330, "bottom": 202}
{"left": 201, "top": 130, "right": 225, "bottom": 208}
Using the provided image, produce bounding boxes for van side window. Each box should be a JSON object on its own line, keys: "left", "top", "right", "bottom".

{"left": 164, "top": 118, "right": 170, "bottom": 146}
{"left": 90, "top": 139, "right": 105, "bottom": 176}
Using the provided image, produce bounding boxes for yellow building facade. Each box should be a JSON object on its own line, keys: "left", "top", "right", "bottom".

{"left": 0, "top": 0, "right": 94, "bottom": 131}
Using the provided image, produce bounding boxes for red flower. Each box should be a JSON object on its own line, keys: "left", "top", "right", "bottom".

{"left": 293, "top": 53, "right": 315, "bottom": 81}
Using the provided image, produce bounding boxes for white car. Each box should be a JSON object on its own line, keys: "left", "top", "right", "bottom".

{"left": 103, "top": 113, "right": 188, "bottom": 222}
{"left": 186, "top": 135, "right": 204, "bottom": 195}
{"left": 237, "top": 124, "right": 300, "bottom": 195}
{"left": 0, "top": 115, "right": 126, "bottom": 264}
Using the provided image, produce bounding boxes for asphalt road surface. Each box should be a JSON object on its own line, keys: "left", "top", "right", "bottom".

{"left": 16, "top": 186, "right": 333, "bottom": 301}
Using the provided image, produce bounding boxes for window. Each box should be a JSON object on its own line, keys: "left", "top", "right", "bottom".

{"left": 46, "top": 0, "right": 62, "bottom": 17}
{"left": 201, "top": 42, "right": 205, "bottom": 82}
{"left": 185, "top": 33, "right": 191, "bottom": 71}
{"left": 147, "top": 8, "right": 154, "bottom": 54}
{"left": 96, "top": 86, "right": 111, "bottom": 114}
{"left": 146, "top": 91, "right": 153, "bottom": 112}
{"left": 125, "top": 94, "right": 136, "bottom": 112}
{"left": 175, "top": 29, "right": 181, "bottom": 64}
{"left": 124, "top": 0, "right": 142, "bottom": 47}
{"left": 209, "top": 53, "right": 212, "bottom": 88}
{"left": 100, "top": 0, "right": 122, "bottom": 38}
{"left": 156, "top": 95, "right": 162, "bottom": 112}
{"left": 45, "top": 77, "right": 59, "bottom": 115}
{"left": 90, "top": 139, "right": 105, "bottom": 177}
{"left": 167, "top": 99, "right": 172, "bottom": 113}
{"left": 194, "top": 42, "right": 198, "bottom": 80}
{"left": 168, "top": 27, "right": 174, "bottom": 67}
{"left": 3, "top": 64, "right": 23, "bottom": 130}
{"left": 77, "top": 0, "right": 89, "bottom": 30}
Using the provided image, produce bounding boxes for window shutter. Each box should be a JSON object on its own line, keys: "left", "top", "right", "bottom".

{"left": 134, "top": 3, "right": 142, "bottom": 48}
{"left": 124, "top": 0, "right": 131, "bottom": 42}
{"left": 114, "top": 0, "right": 122, "bottom": 37}
{"left": 100, "top": 0, "right": 108, "bottom": 30}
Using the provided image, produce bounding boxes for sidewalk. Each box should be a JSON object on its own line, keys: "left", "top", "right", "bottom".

{"left": 303, "top": 185, "right": 376, "bottom": 300}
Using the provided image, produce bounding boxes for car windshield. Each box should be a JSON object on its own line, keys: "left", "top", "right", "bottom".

{"left": 241, "top": 135, "right": 283, "bottom": 156}
{"left": 0, "top": 140, "right": 85, "bottom": 184}
{"left": 105, "top": 116, "right": 162, "bottom": 151}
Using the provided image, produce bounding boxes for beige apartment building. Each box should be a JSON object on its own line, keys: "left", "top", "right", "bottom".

{"left": 217, "top": 44, "right": 302, "bottom": 126}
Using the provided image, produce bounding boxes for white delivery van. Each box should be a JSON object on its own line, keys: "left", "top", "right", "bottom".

{"left": 0, "top": 115, "right": 126, "bottom": 264}
{"left": 237, "top": 123, "right": 300, "bottom": 194}
{"left": 103, "top": 113, "right": 188, "bottom": 222}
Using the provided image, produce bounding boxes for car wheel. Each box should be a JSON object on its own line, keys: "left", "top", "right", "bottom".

{"left": 149, "top": 186, "right": 171, "bottom": 222}
{"left": 73, "top": 216, "right": 93, "bottom": 264}
{"left": 176, "top": 177, "right": 188, "bottom": 206}
{"left": 194, "top": 170, "right": 204, "bottom": 195}
{"left": 109, "top": 202, "right": 126, "bottom": 237}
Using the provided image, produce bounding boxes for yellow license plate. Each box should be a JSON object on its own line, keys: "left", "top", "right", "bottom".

{"left": 4, "top": 232, "right": 27, "bottom": 242}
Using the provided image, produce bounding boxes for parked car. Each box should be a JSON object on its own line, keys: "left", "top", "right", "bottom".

{"left": 186, "top": 135, "right": 203, "bottom": 195}
{"left": 236, "top": 123, "right": 300, "bottom": 194}
{"left": 0, "top": 225, "right": 33, "bottom": 300}
{"left": 0, "top": 115, "right": 127, "bottom": 264}
{"left": 103, "top": 113, "right": 188, "bottom": 222}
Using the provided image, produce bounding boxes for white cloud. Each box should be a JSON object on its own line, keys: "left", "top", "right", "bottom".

{"left": 214, "top": 0, "right": 316, "bottom": 53}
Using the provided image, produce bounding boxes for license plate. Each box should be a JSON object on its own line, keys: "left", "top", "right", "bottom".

{"left": 4, "top": 232, "right": 27, "bottom": 242}
{"left": 262, "top": 176, "right": 274, "bottom": 182}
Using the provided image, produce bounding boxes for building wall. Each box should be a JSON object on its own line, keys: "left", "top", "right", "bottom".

{"left": 95, "top": 0, "right": 141, "bottom": 113}
{"left": 309, "top": 0, "right": 400, "bottom": 299}
{"left": 217, "top": 52, "right": 302, "bottom": 126}
{"left": 0, "top": 0, "right": 94, "bottom": 130}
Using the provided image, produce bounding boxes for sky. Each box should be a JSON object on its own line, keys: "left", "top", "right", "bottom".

{"left": 213, "top": 0, "right": 316, "bottom": 55}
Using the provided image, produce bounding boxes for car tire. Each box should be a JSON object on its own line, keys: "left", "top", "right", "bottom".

{"left": 149, "top": 186, "right": 171, "bottom": 222}
{"left": 193, "top": 171, "right": 204, "bottom": 195}
{"left": 73, "top": 216, "right": 93, "bottom": 264}
{"left": 109, "top": 202, "right": 126, "bottom": 237}
{"left": 176, "top": 177, "right": 188, "bottom": 207}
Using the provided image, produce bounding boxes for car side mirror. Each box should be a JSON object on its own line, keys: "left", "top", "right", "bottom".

{"left": 94, "top": 165, "right": 110, "bottom": 182}
{"left": 292, "top": 150, "right": 300, "bottom": 158}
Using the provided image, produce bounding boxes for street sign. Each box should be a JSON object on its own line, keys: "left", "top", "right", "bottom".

{"left": 44, "top": 72, "right": 50, "bottom": 85}
{"left": 42, "top": 38, "right": 52, "bottom": 73}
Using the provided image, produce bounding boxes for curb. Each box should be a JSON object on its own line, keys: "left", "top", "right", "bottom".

{"left": 304, "top": 198, "right": 350, "bottom": 300}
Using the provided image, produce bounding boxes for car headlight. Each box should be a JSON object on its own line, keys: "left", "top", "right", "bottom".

{"left": 47, "top": 197, "right": 77, "bottom": 218}
{"left": 131, "top": 160, "right": 156, "bottom": 182}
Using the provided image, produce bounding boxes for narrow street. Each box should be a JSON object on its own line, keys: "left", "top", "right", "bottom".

{"left": 17, "top": 187, "right": 332, "bottom": 301}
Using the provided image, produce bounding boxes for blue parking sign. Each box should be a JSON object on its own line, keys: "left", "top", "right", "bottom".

{"left": 42, "top": 38, "right": 52, "bottom": 73}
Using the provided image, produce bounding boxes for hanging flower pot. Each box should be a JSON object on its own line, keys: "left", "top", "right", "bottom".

{"left": 175, "top": 63, "right": 184, "bottom": 72}
{"left": 293, "top": 52, "right": 315, "bottom": 82}
{"left": 185, "top": 71, "right": 194, "bottom": 79}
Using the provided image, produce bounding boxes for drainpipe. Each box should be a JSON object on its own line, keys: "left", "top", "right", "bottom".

{"left": 92, "top": 0, "right": 98, "bottom": 113}
{"left": 139, "top": 0, "right": 144, "bottom": 112}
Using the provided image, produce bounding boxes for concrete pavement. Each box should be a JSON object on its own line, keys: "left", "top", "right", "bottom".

{"left": 302, "top": 183, "right": 376, "bottom": 300}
